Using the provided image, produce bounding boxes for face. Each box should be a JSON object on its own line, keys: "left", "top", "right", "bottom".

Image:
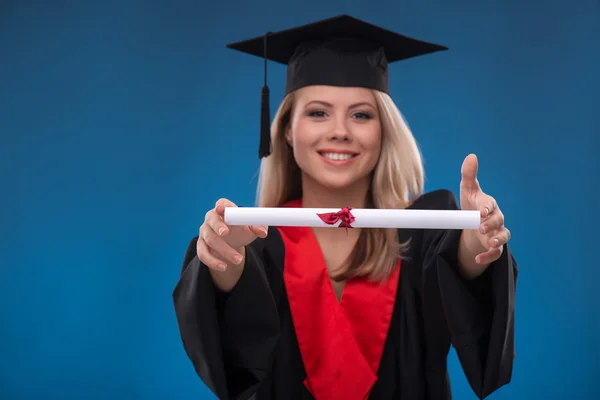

{"left": 286, "top": 85, "right": 382, "bottom": 191}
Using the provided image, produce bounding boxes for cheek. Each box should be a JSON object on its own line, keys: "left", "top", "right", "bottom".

{"left": 360, "top": 125, "right": 383, "bottom": 159}
{"left": 290, "top": 119, "right": 320, "bottom": 156}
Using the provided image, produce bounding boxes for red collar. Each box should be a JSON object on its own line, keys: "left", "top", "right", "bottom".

{"left": 277, "top": 207, "right": 401, "bottom": 399}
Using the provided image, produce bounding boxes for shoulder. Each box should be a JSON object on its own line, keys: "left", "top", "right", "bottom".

{"left": 408, "top": 189, "right": 459, "bottom": 211}
{"left": 398, "top": 189, "right": 460, "bottom": 263}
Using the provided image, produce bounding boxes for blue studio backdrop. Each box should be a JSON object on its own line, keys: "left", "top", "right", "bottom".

{"left": 1, "top": 1, "right": 598, "bottom": 399}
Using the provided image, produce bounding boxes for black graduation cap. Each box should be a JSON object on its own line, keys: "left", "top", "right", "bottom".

{"left": 226, "top": 15, "right": 447, "bottom": 159}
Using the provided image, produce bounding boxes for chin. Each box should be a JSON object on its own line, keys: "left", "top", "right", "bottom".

{"left": 298, "top": 155, "right": 375, "bottom": 193}
{"left": 309, "top": 171, "right": 369, "bottom": 192}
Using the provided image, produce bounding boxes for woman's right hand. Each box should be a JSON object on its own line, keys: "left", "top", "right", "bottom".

{"left": 197, "top": 198, "right": 268, "bottom": 272}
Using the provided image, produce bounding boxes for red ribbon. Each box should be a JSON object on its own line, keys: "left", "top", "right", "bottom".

{"left": 317, "top": 207, "right": 356, "bottom": 233}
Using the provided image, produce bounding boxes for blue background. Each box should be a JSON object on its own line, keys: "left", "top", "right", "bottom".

{"left": 1, "top": 0, "right": 598, "bottom": 399}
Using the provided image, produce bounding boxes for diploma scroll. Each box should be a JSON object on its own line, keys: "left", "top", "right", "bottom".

{"left": 224, "top": 207, "right": 480, "bottom": 230}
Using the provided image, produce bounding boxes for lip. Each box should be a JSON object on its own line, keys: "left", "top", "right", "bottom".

{"left": 317, "top": 148, "right": 359, "bottom": 155}
{"left": 317, "top": 149, "right": 359, "bottom": 166}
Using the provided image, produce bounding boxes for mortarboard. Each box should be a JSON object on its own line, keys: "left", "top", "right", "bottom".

{"left": 226, "top": 15, "right": 447, "bottom": 159}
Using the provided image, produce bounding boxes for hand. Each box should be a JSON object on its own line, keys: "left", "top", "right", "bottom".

{"left": 197, "top": 198, "right": 268, "bottom": 271}
{"left": 460, "top": 154, "right": 511, "bottom": 265}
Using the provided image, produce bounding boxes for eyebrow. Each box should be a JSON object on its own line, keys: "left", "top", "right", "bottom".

{"left": 305, "top": 100, "right": 377, "bottom": 110}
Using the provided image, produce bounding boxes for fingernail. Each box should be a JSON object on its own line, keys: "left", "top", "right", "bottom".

{"left": 493, "top": 238, "right": 499, "bottom": 247}
{"left": 262, "top": 227, "right": 268, "bottom": 236}
{"left": 484, "top": 208, "right": 489, "bottom": 217}
{"left": 218, "top": 227, "right": 226, "bottom": 236}
{"left": 232, "top": 255, "right": 243, "bottom": 264}
{"left": 480, "top": 225, "right": 486, "bottom": 234}
{"left": 217, "top": 263, "right": 227, "bottom": 271}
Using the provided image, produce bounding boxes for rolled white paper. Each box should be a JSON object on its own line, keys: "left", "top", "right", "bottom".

{"left": 224, "top": 207, "right": 480, "bottom": 230}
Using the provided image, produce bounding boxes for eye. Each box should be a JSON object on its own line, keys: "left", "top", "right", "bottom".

{"left": 353, "top": 112, "right": 373, "bottom": 120}
{"left": 308, "top": 110, "right": 327, "bottom": 118}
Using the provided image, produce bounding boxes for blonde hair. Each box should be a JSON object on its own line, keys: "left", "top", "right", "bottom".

{"left": 256, "top": 89, "right": 425, "bottom": 282}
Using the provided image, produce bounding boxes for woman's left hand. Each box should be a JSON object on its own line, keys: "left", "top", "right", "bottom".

{"left": 459, "top": 154, "right": 511, "bottom": 265}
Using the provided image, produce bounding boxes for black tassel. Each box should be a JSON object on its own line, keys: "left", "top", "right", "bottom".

{"left": 259, "top": 85, "right": 271, "bottom": 158}
{"left": 258, "top": 32, "right": 272, "bottom": 159}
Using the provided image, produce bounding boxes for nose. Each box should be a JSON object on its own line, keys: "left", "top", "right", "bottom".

{"left": 328, "top": 117, "right": 351, "bottom": 142}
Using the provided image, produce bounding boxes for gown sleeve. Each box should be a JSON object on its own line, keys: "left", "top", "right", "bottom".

{"left": 172, "top": 236, "right": 281, "bottom": 400}
{"left": 418, "top": 190, "right": 518, "bottom": 400}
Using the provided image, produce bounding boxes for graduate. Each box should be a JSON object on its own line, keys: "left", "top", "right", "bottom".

{"left": 173, "top": 15, "right": 518, "bottom": 400}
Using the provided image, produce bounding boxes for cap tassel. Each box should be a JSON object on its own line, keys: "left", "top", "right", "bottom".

{"left": 259, "top": 33, "right": 272, "bottom": 159}
{"left": 259, "top": 86, "right": 271, "bottom": 158}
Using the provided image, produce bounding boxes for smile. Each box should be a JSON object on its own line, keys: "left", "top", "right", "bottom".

{"left": 317, "top": 150, "right": 359, "bottom": 165}
{"left": 320, "top": 152, "right": 357, "bottom": 161}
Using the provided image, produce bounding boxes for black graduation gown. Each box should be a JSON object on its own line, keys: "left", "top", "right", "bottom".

{"left": 172, "top": 189, "right": 518, "bottom": 400}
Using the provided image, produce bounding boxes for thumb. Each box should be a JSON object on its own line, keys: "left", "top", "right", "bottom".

{"left": 215, "top": 198, "right": 237, "bottom": 216}
{"left": 460, "top": 153, "right": 480, "bottom": 191}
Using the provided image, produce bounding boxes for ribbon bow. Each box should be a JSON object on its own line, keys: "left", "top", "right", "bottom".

{"left": 316, "top": 207, "right": 356, "bottom": 233}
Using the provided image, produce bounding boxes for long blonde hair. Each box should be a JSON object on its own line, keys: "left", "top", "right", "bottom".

{"left": 256, "top": 89, "right": 425, "bottom": 282}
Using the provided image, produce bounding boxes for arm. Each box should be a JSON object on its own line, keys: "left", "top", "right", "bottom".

{"left": 418, "top": 190, "right": 518, "bottom": 399}
{"left": 172, "top": 237, "right": 280, "bottom": 400}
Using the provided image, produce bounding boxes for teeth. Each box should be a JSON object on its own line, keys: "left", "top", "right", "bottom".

{"left": 322, "top": 152, "right": 354, "bottom": 161}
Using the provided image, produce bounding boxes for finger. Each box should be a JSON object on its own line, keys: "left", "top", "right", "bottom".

{"left": 205, "top": 209, "right": 230, "bottom": 237}
{"left": 200, "top": 224, "right": 244, "bottom": 265}
{"left": 248, "top": 225, "right": 269, "bottom": 238}
{"left": 480, "top": 208, "right": 504, "bottom": 234}
{"left": 480, "top": 195, "right": 497, "bottom": 218}
{"left": 197, "top": 237, "right": 228, "bottom": 271}
{"left": 475, "top": 246, "right": 503, "bottom": 265}
{"left": 488, "top": 228, "right": 511, "bottom": 248}
{"left": 215, "top": 198, "right": 237, "bottom": 217}
{"left": 460, "top": 154, "right": 480, "bottom": 191}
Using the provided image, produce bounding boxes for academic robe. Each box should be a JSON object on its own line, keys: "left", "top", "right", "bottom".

{"left": 172, "top": 189, "right": 518, "bottom": 400}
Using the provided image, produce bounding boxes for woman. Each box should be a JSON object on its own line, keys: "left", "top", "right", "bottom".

{"left": 173, "top": 15, "right": 517, "bottom": 400}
